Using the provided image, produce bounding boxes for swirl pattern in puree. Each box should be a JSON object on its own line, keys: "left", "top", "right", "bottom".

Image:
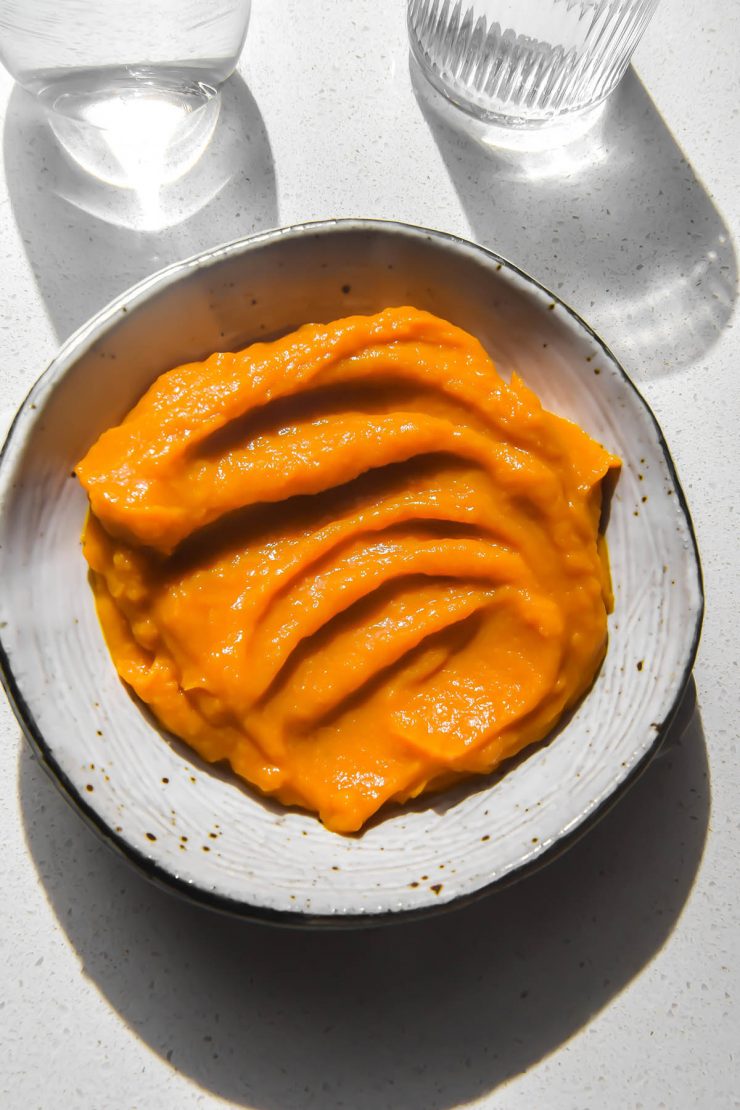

{"left": 77, "top": 307, "right": 620, "bottom": 833}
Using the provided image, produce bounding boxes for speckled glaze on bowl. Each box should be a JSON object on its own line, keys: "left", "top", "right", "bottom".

{"left": 0, "top": 220, "right": 703, "bottom": 926}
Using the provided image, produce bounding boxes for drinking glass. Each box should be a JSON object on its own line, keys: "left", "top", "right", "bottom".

{"left": 0, "top": 0, "right": 252, "bottom": 183}
{"left": 0, "top": 0, "right": 251, "bottom": 123}
{"left": 408, "top": 0, "right": 660, "bottom": 133}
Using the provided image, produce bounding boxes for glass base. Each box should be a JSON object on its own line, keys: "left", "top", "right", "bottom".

{"left": 458, "top": 100, "right": 609, "bottom": 153}
{"left": 413, "top": 51, "right": 611, "bottom": 153}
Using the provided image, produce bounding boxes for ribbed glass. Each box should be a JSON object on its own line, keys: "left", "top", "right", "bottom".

{"left": 408, "top": 0, "right": 659, "bottom": 126}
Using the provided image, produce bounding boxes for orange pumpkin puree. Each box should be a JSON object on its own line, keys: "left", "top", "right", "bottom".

{"left": 77, "top": 307, "right": 619, "bottom": 833}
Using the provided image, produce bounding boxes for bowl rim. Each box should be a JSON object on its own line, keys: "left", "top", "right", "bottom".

{"left": 0, "top": 217, "right": 704, "bottom": 928}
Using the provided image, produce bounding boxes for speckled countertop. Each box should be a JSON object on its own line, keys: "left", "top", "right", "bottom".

{"left": 1, "top": 1, "right": 738, "bottom": 1107}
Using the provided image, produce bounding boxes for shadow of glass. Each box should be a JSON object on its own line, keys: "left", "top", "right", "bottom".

{"left": 19, "top": 680, "right": 708, "bottom": 1108}
{"left": 3, "top": 75, "right": 278, "bottom": 342}
{"left": 411, "top": 59, "right": 736, "bottom": 381}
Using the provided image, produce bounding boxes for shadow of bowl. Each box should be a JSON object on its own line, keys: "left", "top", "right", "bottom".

{"left": 19, "top": 681, "right": 708, "bottom": 1107}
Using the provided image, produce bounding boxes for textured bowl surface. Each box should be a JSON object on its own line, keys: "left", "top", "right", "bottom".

{"left": 0, "top": 220, "right": 703, "bottom": 925}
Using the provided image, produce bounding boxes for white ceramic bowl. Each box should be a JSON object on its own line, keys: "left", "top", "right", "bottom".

{"left": 0, "top": 220, "right": 703, "bottom": 925}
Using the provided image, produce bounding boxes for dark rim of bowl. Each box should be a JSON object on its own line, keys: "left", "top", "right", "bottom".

{"left": 0, "top": 218, "right": 704, "bottom": 929}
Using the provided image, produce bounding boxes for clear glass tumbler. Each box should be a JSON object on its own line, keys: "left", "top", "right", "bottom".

{"left": 408, "top": 0, "right": 660, "bottom": 131}
{"left": 0, "top": 0, "right": 251, "bottom": 123}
